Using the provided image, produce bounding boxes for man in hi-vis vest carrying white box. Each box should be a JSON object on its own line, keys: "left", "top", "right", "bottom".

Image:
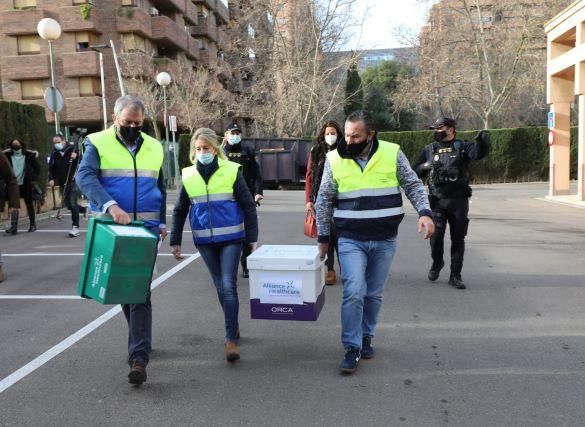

{"left": 315, "top": 110, "right": 434, "bottom": 374}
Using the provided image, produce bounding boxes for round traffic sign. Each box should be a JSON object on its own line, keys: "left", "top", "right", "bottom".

{"left": 44, "top": 86, "right": 64, "bottom": 113}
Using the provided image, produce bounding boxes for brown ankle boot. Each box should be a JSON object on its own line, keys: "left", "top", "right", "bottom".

{"left": 326, "top": 270, "right": 336, "bottom": 285}
{"left": 225, "top": 341, "right": 240, "bottom": 362}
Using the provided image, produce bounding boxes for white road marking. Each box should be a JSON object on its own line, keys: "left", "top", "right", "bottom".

{"left": 10, "top": 230, "right": 193, "bottom": 233}
{"left": 0, "top": 296, "right": 83, "bottom": 300}
{"left": 0, "top": 252, "right": 200, "bottom": 394}
{"left": 2, "top": 253, "right": 195, "bottom": 257}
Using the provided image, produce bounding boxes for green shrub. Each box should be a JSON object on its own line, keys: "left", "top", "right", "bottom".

{"left": 379, "top": 127, "right": 577, "bottom": 183}
{"left": 0, "top": 101, "right": 49, "bottom": 187}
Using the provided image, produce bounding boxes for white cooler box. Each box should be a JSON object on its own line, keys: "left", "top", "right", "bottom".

{"left": 247, "top": 245, "right": 326, "bottom": 321}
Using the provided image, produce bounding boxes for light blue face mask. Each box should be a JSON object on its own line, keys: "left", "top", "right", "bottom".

{"left": 197, "top": 152, "right": 215, "bottom": 165}
{"left": 54, "top": 143, "right": 64, "bottom": 151}
{"left": 227, "top": 135, "right": 241, "bottom": 145}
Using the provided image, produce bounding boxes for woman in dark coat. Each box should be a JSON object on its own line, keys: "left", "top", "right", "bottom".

{"left": 4, "top": 139, "right": 40, "bottom": 233}
{"left": 305, "top": 120, "right": 344, "bottom": 285}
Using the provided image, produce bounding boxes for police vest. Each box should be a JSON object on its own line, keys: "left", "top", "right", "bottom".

{"left": 89, "top": 126, "right": 163, "bottom": 227}
{"left": 182, "top": 157, "right": 245, "bottom": 245}
{"left": 328, "top": 140, "right": 404, "bottom": 241}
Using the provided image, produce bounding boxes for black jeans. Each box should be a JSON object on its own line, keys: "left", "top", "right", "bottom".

{"left": 325, "top": 223, "right": 338, "bottom": 272}
{"left": 241, "top": 242, "right": 251, "bottom": 272}
{"left": 61, "top": 183, "right": 85, "bottom": 227}
{"left": 19, "top": 185, "right": 35, "bottom": 226}
{"left": 429, "top": 197, "right": 469, "bottom": 276}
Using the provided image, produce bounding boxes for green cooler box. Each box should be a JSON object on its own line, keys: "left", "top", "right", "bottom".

{"left": 77, "top": 218, "right": 158, "bottom": 304}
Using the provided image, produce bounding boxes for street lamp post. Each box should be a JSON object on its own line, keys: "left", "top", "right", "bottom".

{"left": 156, "top": 71, "right": 172, "bottom": 143}
{"left": 37, "top": 18, "right": 62, "bottom": 134}
{"left": 90, "top": 44, "right": 111, "bottom": 130}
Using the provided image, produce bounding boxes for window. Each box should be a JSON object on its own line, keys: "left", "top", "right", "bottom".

{"left": 248, "top": 48, "right": 256, "bottom": 60}
{"left": 73, "top": 0, "right": 94, "bottom": 5}
{"left": 75, "top": 32, "right": 97, "bottom": 52}
{"left": 248, "top": 24, "right": 255, "bottom": 39}
{"left": 218, "top": 0, "right": 228, "bottom": 7}
{"left": 197, "top": 5, "right": 209, "bottom": 18}
{"left": 79, "top": 77, "right": 101, "bottom": 96}
{"left": 21, "top": 80, "right": 45, "bottom": 100}
{"left": 14, "top": 0, "right": 36, "bottom": 8}
{"left": 121, "top": 0, "right": 139, "bottom": 5}
{"left": 17, "top": 35, "right": 40, "bottom": 55}
{"left": 122, "top": 33, "right": 146, "bottom": 52}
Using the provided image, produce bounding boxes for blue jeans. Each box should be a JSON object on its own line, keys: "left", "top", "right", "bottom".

{"left": 122, "top": 226, "right": 159, "bottom": 366}
{"left": 197, "top": 242, "right": 242, "bottom": 342}
{"left": 338, "top": 236, "right": 397, "bottom": 349}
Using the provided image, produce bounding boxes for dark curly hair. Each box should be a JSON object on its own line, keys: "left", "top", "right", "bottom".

{"left": 314, "top": 120, "right": 343, "bottom": 144}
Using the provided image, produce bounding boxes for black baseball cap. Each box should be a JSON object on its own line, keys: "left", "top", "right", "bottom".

{"left": 226, "top": 122, "right": 242, "bottom": 132}
{"left": 429, "top": 117, "right": 456, "bottom": 129}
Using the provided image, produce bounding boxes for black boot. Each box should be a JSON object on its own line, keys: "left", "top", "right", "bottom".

{"left": 448, "top": 274, "right": 466, "bottom": 290}
{"left": 5, "top": 211, "right": 18, "bottom": 235}
{"left": 428, "top": 260, "right": 445, "bottom": 281}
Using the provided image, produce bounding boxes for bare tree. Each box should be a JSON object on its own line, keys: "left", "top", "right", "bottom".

{"left": 118, "top": 50, "right": 169, "bottom": 140}
{"left": 394, "top": 0, "right": 574, "bottom": 129}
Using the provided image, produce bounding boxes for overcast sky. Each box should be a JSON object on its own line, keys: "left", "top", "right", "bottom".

{"left": 348, "top": 0, "right": 438, "bottom": 50}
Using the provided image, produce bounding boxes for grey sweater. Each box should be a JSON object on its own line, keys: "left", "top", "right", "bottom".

{"left": 315, "top": 149, "right": 432, "bottom": 241}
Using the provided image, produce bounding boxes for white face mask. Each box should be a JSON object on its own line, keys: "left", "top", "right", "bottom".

{"left": 324, "top": 135, "right": 337, "bottom": 146}
{"left": 228, "top": 135, "right": 241, "bottom": 145}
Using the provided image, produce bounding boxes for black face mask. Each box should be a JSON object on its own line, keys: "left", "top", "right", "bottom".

{"left": 11, "top": 145, "right": 21, "bottom": 151}
{"left": 118, "top": 125, "right": 142, "bottom": 143}
{"left": 347, "top": 139, "right": 370, "bottom": 157}
{"left": 433, "top": 130, "right": 447, "bottom": 142}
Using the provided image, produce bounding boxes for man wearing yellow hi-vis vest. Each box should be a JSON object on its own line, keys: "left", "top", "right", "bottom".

{"left": 315, "top": 110, "right": 435, "bottom": 374}
{"left": 76, "top": 95, "right": 166, "bottom": 385}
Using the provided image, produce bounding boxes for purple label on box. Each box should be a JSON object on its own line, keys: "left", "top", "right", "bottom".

{"left": 250, "top": 288, "right": 325, "bottom": 321}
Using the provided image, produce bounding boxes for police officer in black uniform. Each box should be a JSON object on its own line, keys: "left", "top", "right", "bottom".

{"left": 222, "top": 122, "right": 263, "bottom": 278}
{"left": 414, "top": 118, "right": 490, "bottom": 290}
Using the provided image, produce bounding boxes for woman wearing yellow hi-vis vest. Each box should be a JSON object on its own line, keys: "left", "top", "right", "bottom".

{"left": 170, "top": 128, "right": 258, "bottom": 363}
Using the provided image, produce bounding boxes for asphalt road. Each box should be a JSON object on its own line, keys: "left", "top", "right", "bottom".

{"left": 0, "top": 183, "right": 584, "bottom": 426}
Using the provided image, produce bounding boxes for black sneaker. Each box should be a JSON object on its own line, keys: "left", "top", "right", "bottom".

{"left": 339, "top": 347, "right": 361, "bottom": 374}
{"left": 428, "top": 260, "right": 445, "bottom": 281}
{"left": 242, "top": 270, "right": 249, "bottom": 279}
{"left": 361, "top": 336, "right": 375, "bottom": 359}
{"left": 448, "top": 274, "right": 466, "bottom": 290}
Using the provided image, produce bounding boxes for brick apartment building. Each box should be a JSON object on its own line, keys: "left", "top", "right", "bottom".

{"left": 0, "top": 0, "right": 231, "bottom": 134}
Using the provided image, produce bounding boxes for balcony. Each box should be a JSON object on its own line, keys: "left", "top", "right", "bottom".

{"left": 61, "top": 96, "right": 103, "bottom": 124}
{"left": 184, "top": 0, "right": 198, "bottom": 25}
{"left": 214, "top": 0, "right": 229, "bottom": 25}
{"left": 151, "top": 0, "right": 186, "bottom": 13}
{"left": 116, "top": 6, "right": 152, "bottom": 38}
{"left": 0, "top": 55, "right": 50, "bottom": 80}
{"left": 193, "top": 0, "right": 215, "bottom": 10}
{"left": 151, "top": 15, "right": 189, "bottom": 51}
{"left": 62, "top": 51, "right": 100, "bottom": 77}
{"left": 0, "top": 8, "right": 48, "bottom": 35}
{"left": 186, "top": 37, "right": 200, "bottom": 61}
{"left": 190, "top": 16, "right": 217, "bottom": 42}
{"left": 58, "top": 6, "right": 105, "bottom": 33}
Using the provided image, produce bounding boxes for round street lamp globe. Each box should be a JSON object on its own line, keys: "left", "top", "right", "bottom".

{"left": 156, "top": 72, "right": 172, "bottom": 87}
{"left": 37, "top": 18, "right": 62, "bottom": 41}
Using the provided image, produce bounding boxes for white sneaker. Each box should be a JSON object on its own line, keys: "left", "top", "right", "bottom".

{"left": 69, "top": 226, "right": 80, "bottom": 237}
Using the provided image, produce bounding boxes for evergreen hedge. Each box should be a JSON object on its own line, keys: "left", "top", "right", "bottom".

{"left": 379, "top": 127, "right": 578, "bottom": 183}
{"left": 0, "top": 101, "right": 49, "bottom": 187}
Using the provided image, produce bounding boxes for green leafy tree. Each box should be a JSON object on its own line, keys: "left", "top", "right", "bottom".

{"left": 344, "top": 62, "right": 363, "bottom": 116}
{"left": 361, "top": 60, "right": 415, "bottom": 131}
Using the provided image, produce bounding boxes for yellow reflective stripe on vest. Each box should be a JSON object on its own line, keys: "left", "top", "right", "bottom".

{"left": 189, "top": 192, "right": 234, "bottom": 204}
{"left": 100, "top": 169, "right": 159, "bottom": 178}
{"left": 192, "top": 223, "right": 245, "bottom": 238}
{"left": 337, "top": 187, "right": 400, "bottom": 199}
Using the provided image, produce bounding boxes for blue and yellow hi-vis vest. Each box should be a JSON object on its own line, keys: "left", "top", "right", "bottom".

{"left": 328, "top": 140, "right": 404, "bottom": 241}
{"left": 89, "top": 126, "right": 163, "bottom": 227}
{"left": 182, "top": 157, "right": 245, "bottom": 244}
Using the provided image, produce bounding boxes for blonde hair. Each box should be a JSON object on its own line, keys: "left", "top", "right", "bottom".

{"left": 189, "top": 127, "right": 226, "bottom": 164}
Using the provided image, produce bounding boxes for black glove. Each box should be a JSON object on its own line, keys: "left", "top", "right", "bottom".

{"left": 419, "top": 161, "right": 433, "bottom": 172}
{"left": 432, "top": 159, "right": 443, "bottom": 169}
{"left": 475, "top": 130, "right": 490, "bottom": 144}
